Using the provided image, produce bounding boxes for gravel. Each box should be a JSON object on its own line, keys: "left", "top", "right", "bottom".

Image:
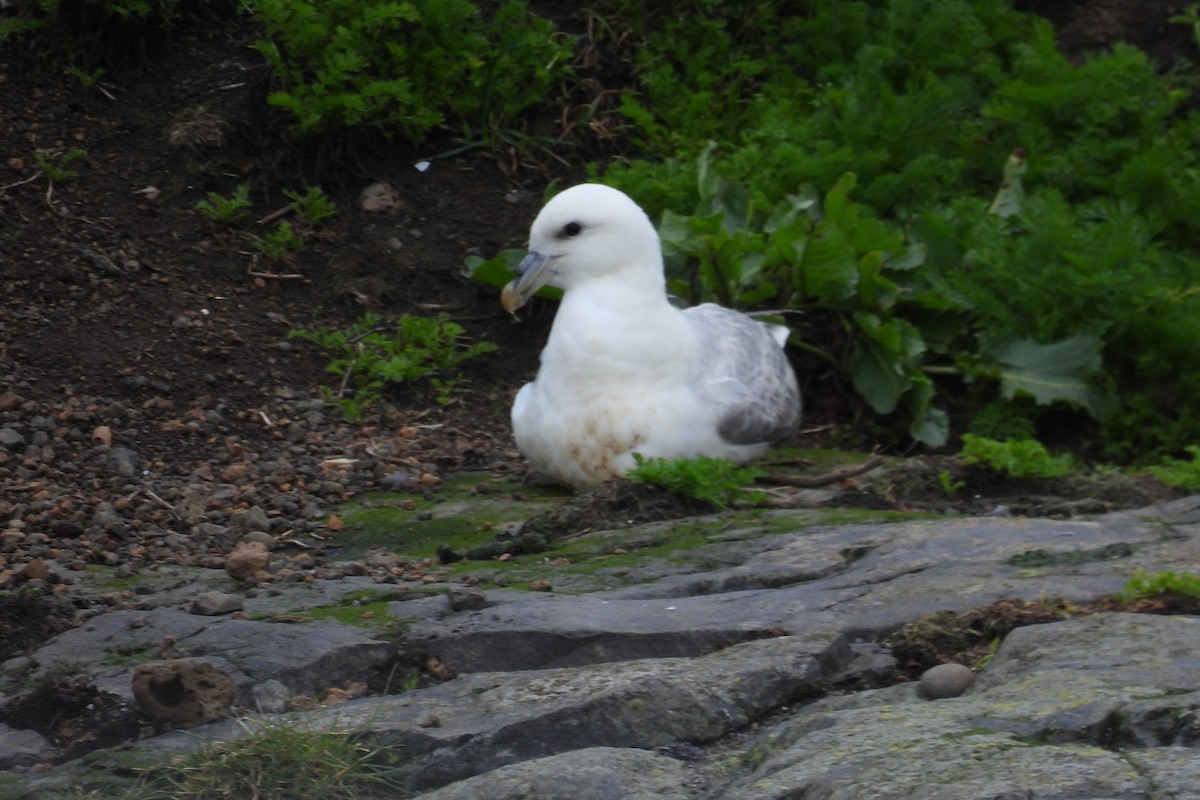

{"left": 0, "top": 382, "right": 515, "bottom": 633}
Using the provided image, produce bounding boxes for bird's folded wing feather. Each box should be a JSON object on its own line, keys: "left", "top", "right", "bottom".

{"left": 684, "top": 305, "right": 801, "bottom": 445}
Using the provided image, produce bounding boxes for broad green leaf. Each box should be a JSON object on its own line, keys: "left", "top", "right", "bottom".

{"left": 661, "top": 211, "right": 724, "bottom": 271}
{"left": 910, "top": 406, "right": 949, "bottom": 447}
{"left": 856, "top": 251, "right": 899, "bottom": 309}
{"left": 907, "top": 377, "right": 949, "bottom": 446}
{"left": 851, "top": 315, "right": 928, "bottom": 414}
{"left": 849, "top": 338, "right": 911, "bottom": 414}
{"left": 855, "top": 311, "right": 882, "bottom": 336}
{"left": 888, "top": 243, "right": 927, "bottom": 271}
{"left": 657, "top": 209, "right": 695, "bottom": 252}
{"left": 711, "top": 244, "right": 743, "bottom": 286}
{"left": 858, "top": 250, "right": 884, "bottom": 282}
{"left": 764, "top": 191, "right": 818, "bottom": 234}
{"left": 713, "top": 180, "right": 751, "bottom": 234}
{"left": 717, "top": 235, "right": 767, "bottom": 289}
{"left": 895, "top": 318, "right": 927, "bottom": 360}
{"left": 847, "top": 215, "right": 903, "bottom": 255}
{"left": 689, "top": 213, "right": 725, "bottom": 237}
{"left": 989, "top": 335, "right": 1106, "bottom": 417}
{"left": 798, "top": 220, "right": 858, "bottom": 300}
{"left": 769, "top": 215, "right": 809, "bottom": 257}
{"left": 823, "top": 172, "right": 858, "bottom": 225}
{"left": 988, "top": 148, "right": 1027, "bottom": 218}
{"left": 738, "top": 281, "right": 779, "bottom": 305}
{"left": 854, "top": 312, "right": 925, "bottom": 359}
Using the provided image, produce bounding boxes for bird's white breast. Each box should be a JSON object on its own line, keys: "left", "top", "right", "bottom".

{"left": 512, "top": 294, "right": 766, "bottom": 487}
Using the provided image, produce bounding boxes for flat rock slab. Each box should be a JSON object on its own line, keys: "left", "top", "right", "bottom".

{"left": 5, "top": 496, "right": 1200, "bottom": 799}
{"left": 406, "top": 499, "right": 1200, "bottom": 673}
{"left": 15, "top": 608, "right": 394, "bottom": 706}
{"left": 717, "top": 613, "right": 1200, "bottom": 799}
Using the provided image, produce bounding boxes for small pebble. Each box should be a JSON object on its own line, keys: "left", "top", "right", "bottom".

{"left": 919, "top": 663, "right": 975, "bottom": 699}
{"left": 446, "top": 586, "right": 488, "bottom": 611}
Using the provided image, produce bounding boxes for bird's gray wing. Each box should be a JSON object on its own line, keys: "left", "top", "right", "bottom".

{"left": 684, "top": 304, "right": 801, "bottom": 445}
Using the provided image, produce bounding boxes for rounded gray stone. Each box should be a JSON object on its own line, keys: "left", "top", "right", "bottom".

{"left": 191, "top": 591, "right": 245, "bottom": 616}
{"left": 919, "top": 662, "right": 975, "bottom": 699}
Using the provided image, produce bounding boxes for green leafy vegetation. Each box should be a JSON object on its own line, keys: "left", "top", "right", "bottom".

{"left": 644, "top": 147, "right": 1109, "bottom": 446}
{"left": 1172, "top": 4, "right": 1200, "bottom": 48}
{"left": 62, "top": 64, "right": 107, "bottom": 92}
{"left": 0, "top": 8, "right": 48, "bottom": 44}
{"left": 125, "top": 719, "right": 406, "bottom": 800}
{"left": 627, "top": 453, "right": 766, "bottom": 509}
{"left": 289, "top": 313, "right": 497, "bottom": 420}
{"left": 285, "top": 186, "right": 338, "bottom": 227}
{"left": 247, "top": 0, "right": 574, "bottom": 141}
{"left": 195, "top": 184, "right": 251, "bottom": 225}
{"left": 657, "top": 149, "right": 952, "bottom": 444}
{"left": 959, "top": 433, "right": 1074, "bottom": 479}
{"left": 1116, "top": 569, "right": 1200, "bottom": 605}
{"left": 253, "top": 220, "right": 304, "bottom": 261}
{"left": 1149, "top": 445, "right": 1200, "bottom": 491}
{"left": 0, "top": 0, "right": 192, "bottom": 72}
{"left": 937, "top": 470, "right": 965, "bottom": 497}
{"left": 596, "top": 0, "right": 1200, "bottom": 462}
{"left": 33, "top": 148, "right": 86, "bottom": 182}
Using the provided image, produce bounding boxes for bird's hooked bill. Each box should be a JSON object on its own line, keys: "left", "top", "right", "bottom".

{"left": 500, "top": 251, "right": 556, "bottom": 313}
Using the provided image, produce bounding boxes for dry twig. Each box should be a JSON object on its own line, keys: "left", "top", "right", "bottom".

{"left": 247, "top": 267, "right": 309, "bottom": 281}
{"left": 0, "top": 171, "right": 44, "bottom": 193}
{"left": 257, "top": 204, "right": 293, "bottom": 226}
{"left": 761, "top": 454, "right": 885, "bottom": 488}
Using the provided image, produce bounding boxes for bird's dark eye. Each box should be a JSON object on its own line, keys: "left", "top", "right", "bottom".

{"left": 560, "top": 221, "right": 583, "bottom": 239}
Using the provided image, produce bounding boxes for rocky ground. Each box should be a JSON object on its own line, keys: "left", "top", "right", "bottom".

{"left": 1, "top": 1, "right": 1200, "bottom": 796}
{"left": 4, "top": 492, "right": 1200, "bottom": 798}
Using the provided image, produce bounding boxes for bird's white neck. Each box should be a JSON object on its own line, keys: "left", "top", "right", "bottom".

{"left": 559, "top": 269, "right": 673, "bottom": 316}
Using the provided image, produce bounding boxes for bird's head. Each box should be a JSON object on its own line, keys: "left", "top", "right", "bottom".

{"left": 501, "top": 184, "right": 662, "bottom": 313}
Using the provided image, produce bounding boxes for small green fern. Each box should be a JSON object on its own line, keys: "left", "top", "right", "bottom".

{"left": 627, "top": 453, "right": 766, "bottom": 508}
{"left": 1149, "top": 445, "right": 1200, "bottom": 491}
{"left": 960, "top": 434, "right": 1074, "bottom": 479}
{"left": 290, "top": 313, "right": 496, "bottom": 420}
{"left": 1116, "top": 569, "right": 1200, "bottom": 605}
{"left": 196, "top": 183, "right": 251, "bottom": 224}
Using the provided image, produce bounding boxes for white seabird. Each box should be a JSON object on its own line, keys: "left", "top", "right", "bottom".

{"left": 501, "top": 183, "right": 801, "bottom": 489}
